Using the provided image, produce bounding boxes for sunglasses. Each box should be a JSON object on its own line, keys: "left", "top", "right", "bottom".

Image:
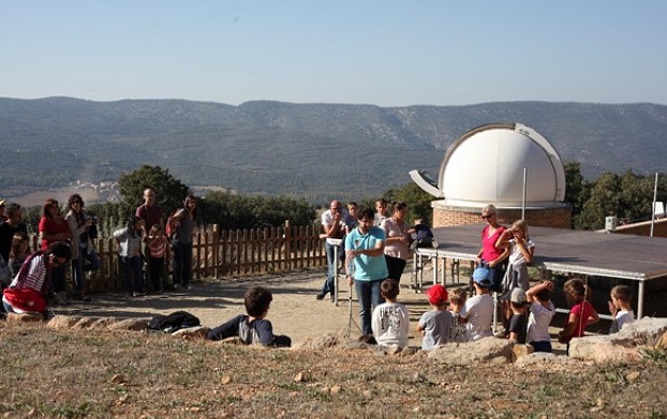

{"left": 481, "top": 214, "right": 495, "bottom": 220}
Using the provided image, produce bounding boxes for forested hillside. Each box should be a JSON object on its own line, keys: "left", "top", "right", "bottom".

{"left": 1, "top": 97, "right": 666, "bottom": 203}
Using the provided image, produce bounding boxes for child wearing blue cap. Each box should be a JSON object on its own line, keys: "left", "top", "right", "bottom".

{"left": 458, "top": 267, "right": 494, "bottom": 341}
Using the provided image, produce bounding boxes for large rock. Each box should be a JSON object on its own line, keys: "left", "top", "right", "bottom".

{"left": 620, "top": 317, "right": 667, "bottom": 344}
{"left": 108, "top": 318, "right": 150, "bottom": 331}
{"left": 46, "top": 315, "right": 81, "bottom": 329}
{"left": 294, "top": 333, "right": 342, "bottom": 350}
{"left": 568, "top": 336, "right": 643, "bottom": 363}
{"left": 6, "top": 312, "right": 43, "bottom": 323}
{"left": 512, "top": 344, "right": 534, "bottom": 359}
{"left": 89, "top": 317, "right": 120, "bottom": 329}
{"left": 428, "top": 337, "right": 514, "bottom": 366}
{"left": 569, "top": 317, "right": 667, "bottom": 363}
{"left": 514, "top": 351, "right": 578, "bottom": 367}
{"left": 172, "top": 326, "right": 211, "bottom": 339}
{"left": 658, "top": 331, "right": 667, "bottom": 349}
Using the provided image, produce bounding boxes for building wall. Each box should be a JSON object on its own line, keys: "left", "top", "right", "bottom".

{"left": 432, "top": 203, "right": 572, "bottom": 229}
{"left": 608, "top": 218, "right": 667, "bottom": 238}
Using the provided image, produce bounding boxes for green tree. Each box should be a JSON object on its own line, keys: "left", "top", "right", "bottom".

{"left": 202, "top": 191, "right": 316, "bottom": 230}
{"left": 564, "top": 161, "right": 591, "bottom": 227}
{"left": 575, "top": 170, "right": 667, "bottom": 230}
{"left": 86, "top": 202, "right": 127, "bottom": 236}
{"left": 383, "top": 182, "right": 434, "bottom": 225}
{"left": 576, "top": 172, "right": 622, "bottom": 230}
{"left": 117, "top": 165, "right": 190, "bottom": 217}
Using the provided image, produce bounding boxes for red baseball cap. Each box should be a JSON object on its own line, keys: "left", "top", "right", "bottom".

{"left": 425, "top": 284, "right": 448, "bottom": 305}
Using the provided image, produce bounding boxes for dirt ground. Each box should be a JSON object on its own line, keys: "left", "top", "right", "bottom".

{"left": 5, "top": 269, "right": 667, "bottom": 418}
{"left": 55, "top": 268, "right": 573, "bottom": 351}
{"left": 56, "top": 270, "right": 432, "bottom": 344}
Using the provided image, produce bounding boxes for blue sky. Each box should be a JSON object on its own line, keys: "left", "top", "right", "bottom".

{"left": 2, "top": 1, "right": 665, "bottom": 107}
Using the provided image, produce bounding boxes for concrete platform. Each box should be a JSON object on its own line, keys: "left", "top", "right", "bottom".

{"left": 416, "top": 223, "right": 667, "bottom": 318}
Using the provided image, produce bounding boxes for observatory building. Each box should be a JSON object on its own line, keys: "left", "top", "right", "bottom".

{"left": 410, "top": 123, "right": 572, "bottom": 228}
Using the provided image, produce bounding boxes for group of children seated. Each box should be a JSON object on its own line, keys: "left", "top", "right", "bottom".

{"left": 211, "top": 270, "right": 636, "bottom": 352}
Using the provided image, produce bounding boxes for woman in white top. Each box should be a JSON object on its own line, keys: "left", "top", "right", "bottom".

{"left": 496, "top": 219, "right": 535, "bottom": 336}
{"left": 380, "top": 201, "right": 411, "bottom": 283}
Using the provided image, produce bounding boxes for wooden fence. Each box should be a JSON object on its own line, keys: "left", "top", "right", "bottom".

{"left": 28, "top": 222, "right": 327, "bottom": 293}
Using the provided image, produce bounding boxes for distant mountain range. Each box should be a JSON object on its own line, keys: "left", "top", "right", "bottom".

{"left": 1, "top": 97, "right": 665, "bottom": 203}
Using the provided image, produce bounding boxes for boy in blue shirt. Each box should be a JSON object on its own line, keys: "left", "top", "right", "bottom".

{"left": 206, "top": 286, "right": 291, "bottom": 347}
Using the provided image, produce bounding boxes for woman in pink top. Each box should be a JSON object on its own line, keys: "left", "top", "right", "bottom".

{"left": 475, "top": 205, "right": 509, "bottom": 293}
{"left": 38, "top": 198, "right": 71, "bottom": 304}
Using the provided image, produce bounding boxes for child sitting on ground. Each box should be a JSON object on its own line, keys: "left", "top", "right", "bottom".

{"left": 459, "top": 267, "right": 494, "bottom": 341}
{"left": 525, "top": 280, "right": 556, "bottom": 352}
{"left": 507, "top": 288, "right": 531, "bottom": 344}
{"left": 417, "top": 284, "right": 453, "bottom": 350}
{"left": 371, "top": 279, "right": 410, "bottom": 347}
{"left": 206, "top": 286, "right": 291, "bottom": 347}
{"left": 447, "top": 287, "right": 468, "bottom": 343}
{"left": 558, "top": 278, "right": 599, "bottom": 355}
{"left": 409, "top": 219, "right": 438, "bottom": 249}
{"left": 608, "top": 284, "right": 635, "bottom": 334}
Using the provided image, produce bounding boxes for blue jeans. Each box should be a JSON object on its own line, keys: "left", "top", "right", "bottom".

{"left": 121, "top": 255, "right": 143, "bottom": 293}
{"left": 320, "top": 240, "right": 343, "bottom": 296}
{"left": 481, "top": 259, "right": 506, "bottom": 293}
{"left": 72, "top": 247, "right": 101, "bottom": 293}
{"left": 355, "top": 279, "right": 385, "bottom": 336}
{"left": 172, "top": 240, "right": 193, "bottom": 286}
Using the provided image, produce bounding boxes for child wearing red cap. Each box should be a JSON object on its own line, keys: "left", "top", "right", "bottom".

{"left": 417, "top": 284, "right": 453, "bottom": 350}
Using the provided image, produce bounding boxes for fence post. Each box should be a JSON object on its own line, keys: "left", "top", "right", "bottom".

{"left": 284, "top": 220, "right": 291, "bottom": 271}
{"left": 220, "top": 229, "right": 228, "bottom": 277}
{"left": 213, "top": 224, "right": 220, "bottom": 279}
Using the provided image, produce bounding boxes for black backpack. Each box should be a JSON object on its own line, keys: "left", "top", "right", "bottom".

{"left": 147, "top": 311, "right": 201, "bottom": 333}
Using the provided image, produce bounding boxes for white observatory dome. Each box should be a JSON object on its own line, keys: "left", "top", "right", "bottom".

{"left": 410, "top": 123, "right": 566, "bottom": 208}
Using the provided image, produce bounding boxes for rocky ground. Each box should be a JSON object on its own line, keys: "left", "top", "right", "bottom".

{"left": 2, "top": 269, "right": 667, "bottom": 418}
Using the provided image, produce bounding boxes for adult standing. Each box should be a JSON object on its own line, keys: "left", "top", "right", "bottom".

{"left": 345, "top": 202, "right": 359, "bottom": 230}
{"left": 170, "top": 195, "right": 197, "bottom": 290}
{"left": 316, "top": 200, "right": 348, "bottom": 300}
{"left": 2, "top": 242, "right": 71, "bottom": 318}
{"left": 0, "top": 202, "right": 28, "bottom": 263}
{"left": 136, "top": 187, "right": 165, "bottom": 233}
{"left": 475, "top": 205, "right": 509, "bottom": 293}
{"left": 65, "top": 194, "right": 100, "bottom": 301}
{"left": 0, "top": 199, "right": 6, "bottom": 223}
{"left": 381, "top": 201, "right": 412, "bottom": 282}
{"left": 374, "top": 198, "right": 389, "bottom": 227}
{"left": 136, "top": 187, "right": 165, "bottom": 291}
{"left": 346, "top": 207, "right": 388, "bottom": 343}
{"left": 38, "top": 199, "right": 71, "bottom": 305}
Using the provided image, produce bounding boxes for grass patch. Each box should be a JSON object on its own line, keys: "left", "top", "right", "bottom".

{"left": 0, "top": 323, "right": 666, "bottom": 418}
